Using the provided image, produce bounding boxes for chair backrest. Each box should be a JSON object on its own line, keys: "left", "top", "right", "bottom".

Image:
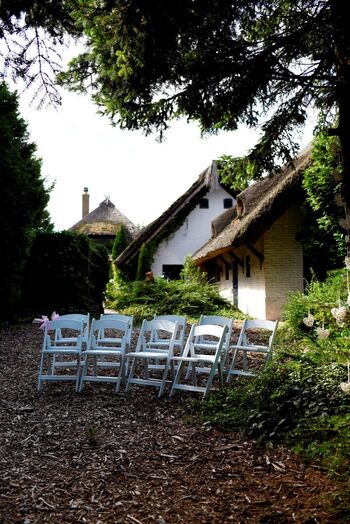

{"left": 136, "top": 318, "right": 179, "bottom": 354}
{"left": 90, "top": 318, "right": 129, "bottom": 348}
{"left": 100, "top": 313, "right": 133, "bottom": 345}
{"left": 45, "top": 318, "right": 85, "bottom": 347}
{"left": 238, "top": 319, "right": 279, "bottom": 350}
{"left": 197, "top": 315, "right": 233, "bottom": 348}
{"left": 185, "top": 323, "right": 228, "bottom": 360}
{"left": 55, "top": 313, "right": 90, "bottom": 340}
{"left": 152, "top": 315, "right": 186, "bottom": 349}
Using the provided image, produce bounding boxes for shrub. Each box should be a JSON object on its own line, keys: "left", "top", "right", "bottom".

{"left": 105, "top": 275, "right": 243, "bottom": 324}
{"left": 21, "top": 231, "right": 110, "bottom": 318}
{"left": 198, "top": 268, "right": 350, "bottom": 482}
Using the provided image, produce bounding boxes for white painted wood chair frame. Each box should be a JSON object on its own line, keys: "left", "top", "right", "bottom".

{"left": 37, "top": 318, "right": 85, "bottom": 392}
{"left": 187, "top": 315, "right": 234, "bottom": 377}
{"left": 99, "top": 313, "right": 133, "bottom": 350}
{"left": 148, "top": 315, "right": 187, "bottom": 372}
{"left": 170, "top": 323, "right": 228, "bottom": 398}
{"left": 226, "top": 319, "right": 279, "bottom": 381}
{"left": 53, "top": 313, "right": 90, "bottom": 370}
{"left": 126, "top": 319, "right": 178, "bottom": 398}
{"left": 79, "top": 318, "right": 129, "bottom": 393}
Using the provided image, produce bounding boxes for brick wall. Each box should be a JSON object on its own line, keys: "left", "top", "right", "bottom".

{"left": 264, "top": 204, "right": 304, "bottom": 319}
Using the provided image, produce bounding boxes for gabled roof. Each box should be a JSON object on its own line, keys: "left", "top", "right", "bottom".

{"left": 193, "top": 146, "right": 311, "bottom": 264}
{"left": 117, "top": 161, "right": 233, "bottom": 266}
{"left": 69, "top": 197, "right": 139, "bottom": 239}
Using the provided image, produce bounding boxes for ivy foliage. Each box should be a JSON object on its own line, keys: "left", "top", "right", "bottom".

{"left": 298, "top": 135, "right": 345, "bottom": 278}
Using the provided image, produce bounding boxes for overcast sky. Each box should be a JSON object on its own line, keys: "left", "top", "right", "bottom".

{"left": 10, "top": 35, "right": 315, "bottom": 233}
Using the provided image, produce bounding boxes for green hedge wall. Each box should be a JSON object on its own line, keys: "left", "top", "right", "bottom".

{"left": 21, "top": 232, "right": 110, "bottom": 318}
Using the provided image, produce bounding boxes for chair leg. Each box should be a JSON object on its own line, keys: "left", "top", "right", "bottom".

{"left": 79, "top": 353, "right": 89, "bottom": 391}
{"left": 115, "top": 356, "right": 124, "bottom": 393}
{"left": 158, "top": 360, "right": 170, "bottom": 397}
{"left": 204, "top": 363, "right": 218, "bottom": 398}
{"left": 218, "top": 362, "right": 223, "bottom": 389}
{"left": 226, "top": 348, "right": 238, "bottom": 383}
{"left": 169, "top": 360, "right": 185, "bottom": 397}
{"left": 125, "top": 357, "right": 137, "bottom": 392}
{"left": 37, "top": 353, "right": 45, "bottom": 392}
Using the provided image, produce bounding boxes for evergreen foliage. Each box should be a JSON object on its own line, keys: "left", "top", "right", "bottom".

{"left": 135, "top": 243, "right": 154, "bottom": 281}
{"left": 105, "top": 275, "right": 241, "bottom": 325}
{"left": 59, "top": 1, "right": 350, "bottom": 208}
{"left": 0, "top": 82, "right": 52, "bottom": 321}
{"left": 21, "top": 231, "right": 110, "bottom": 318}
{"left": 112, "top": 224, "right": 129, "bottom": 261}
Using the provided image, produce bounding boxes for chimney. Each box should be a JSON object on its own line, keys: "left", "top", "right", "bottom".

{"left": 82, "top": 187, "right": 89, "bottom": 218}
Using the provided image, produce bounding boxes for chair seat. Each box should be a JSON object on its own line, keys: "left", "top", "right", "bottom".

{"left": 172, "top": 355, "right": 216, "bottom": 364}
{"left": 128, "top": 350, "right": 169, "bottom": 360}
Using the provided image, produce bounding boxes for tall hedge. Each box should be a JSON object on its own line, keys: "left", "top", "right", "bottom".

{"left": 21, "top": 232, "right": 109, "bottom": 318}
{"left": 0, "top": 82, "right": 52, "bottom": 321}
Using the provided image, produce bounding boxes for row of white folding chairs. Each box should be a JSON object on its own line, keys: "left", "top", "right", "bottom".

{"left": 37, "top": 314, "right": 278, "bottom": 397}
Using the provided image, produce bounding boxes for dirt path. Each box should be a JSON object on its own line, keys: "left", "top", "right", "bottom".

{"left": 0, "top": 324, "right": 341, "bottom": 523}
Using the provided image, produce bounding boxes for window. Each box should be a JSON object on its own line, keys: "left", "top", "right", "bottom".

{"left": 223, "top": 198, "right": 233, "bottom": 209}
{"left": 199, "top": 198, "right": 209, "bottom": 209}
{"left": 162, "top": 264, "right": 183, "bottom": 280}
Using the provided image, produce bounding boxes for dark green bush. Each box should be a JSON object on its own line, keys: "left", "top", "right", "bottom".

{"left": 105, "top": 275, "right": 243, "bottom": 324}
{"left": 21, "top": 231, "right": 109, "bottom": 318}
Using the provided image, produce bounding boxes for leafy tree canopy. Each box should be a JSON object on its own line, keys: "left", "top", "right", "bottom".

{"left": 58, "top": 0, "right": 350, "bottom": 206}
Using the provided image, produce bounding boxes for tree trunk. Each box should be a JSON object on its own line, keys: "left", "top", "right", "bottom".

{"left": 330, "top": 0, "right": 350, "bottom": 246}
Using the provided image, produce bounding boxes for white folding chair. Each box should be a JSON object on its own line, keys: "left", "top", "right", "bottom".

{"left": 37, "top": 318, "right": 85, "bottom": 392}
{"left": 170, "top": 323, "right": 228, "bottom": 398}
{"left": 191, "top": 315, "right": 234, "bottom": 374}
{"left": 79, "top": 318, "right": 128, "bottom": 393}
{"left": 126, "top": 319, "right": 178, "bottom": 397}
{"left": 226, "top": 319, "right": 279, "bottom": 381}
{"left": 99, "top": 313, "right": 133, "bottom": 350}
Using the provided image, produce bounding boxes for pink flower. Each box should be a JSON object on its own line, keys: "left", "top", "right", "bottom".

{"left": 33, "top": 311, "right": 59, "bottom": 330}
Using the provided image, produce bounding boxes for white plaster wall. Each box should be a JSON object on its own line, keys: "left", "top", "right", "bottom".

{"left": 236, "top": 243, "right": 266, "bottom": 319}
{"left": 152, "top": 187, "right": 235, "bottom": 275}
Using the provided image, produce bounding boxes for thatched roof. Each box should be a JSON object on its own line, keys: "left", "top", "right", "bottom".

{"left": 117, "top": 161, "right": 233, "bottom": 266}
{"left": 193, "top": 146, "right": 311, "bottom": 264}
{"left": 69, "top": 198, "right": 139, "bottom": 239}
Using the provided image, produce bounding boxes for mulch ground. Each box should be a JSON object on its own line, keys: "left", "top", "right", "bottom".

{"left": 0, "top": 323, "right": 344, "bottom": 523}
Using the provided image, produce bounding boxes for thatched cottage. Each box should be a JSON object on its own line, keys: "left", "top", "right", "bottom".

{"left": 70, "top": 188, "right": 139, "bottom": 250}
{"left": 116, "top": 162, "right": 236, "bottom": 279}
{"left": 192, "top": 148, "right": 311, "bottom": 319}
